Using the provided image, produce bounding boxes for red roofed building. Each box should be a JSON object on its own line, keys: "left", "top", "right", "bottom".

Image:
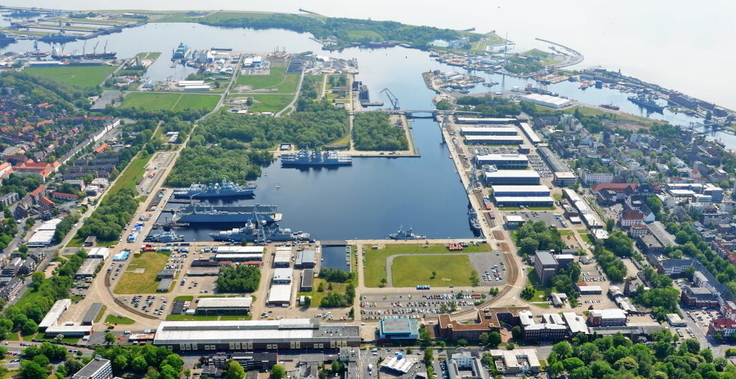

{"left": 39, "top": 196, "right": 54, "bottom": 207}
{"left": 28, "top": 185, "right": 47, "bottom": 202}
{"left": 620, "top": 209, "right": 645, "bottom": 228}
{"left": 592, "top": 183, "right": 638, "bottom": 204}
{"left": 51, "top": 192, "right": 79, "bottom": 201}
{"left": 36, "top": 102, "right": 53, "bottom": 109}
{"left": 708, "top": 318, "right": 736, "bottom": 338}
{"left": 13, "top": 161, "right": 60, "bottom": 181}
{"left": 94, "top": 143, "right": 109, "bottom": 154}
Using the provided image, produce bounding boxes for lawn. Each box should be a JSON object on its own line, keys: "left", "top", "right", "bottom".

{"left": 121, "top": 93, "right": 219, "bottom": 111}
{"left": 219, "top": 315, "right": 253, "bottom": 321}
{"left": 391, "top": 255, "right": 475, "bottom": 287}
{"left": 580, "top": 233, "right": 593, "bottom": 244}
{"left": 247, "top": 94, "right": 295, "bottom": 113}
{"left": 108, "top": 151, "right": 153, "bottom": 196}
{"left": 297, "top": 278, "right": 348, "bottom": 307}
{"left": 25, "top": 65, "right": 115, "bottom": 88}
{"left": 94, "top": 305, "right": 108, "bottom": 323}
{"left": 363, "top": 243, "right": 489, "bottom": 288}
{"left": 105, "top": 315, "right": 135, "bottom": 325}
{"left": 174, "top": 295, "right": 194, "bottom": 302}
{"left": 558, "top": 229, "right": 575, "bottom": 236}
{"left": 346, "top": 29, "right": 383, "bottom": 40}
{"left": 166, "top": 314, "right": 218, "bottom": 321}
{"left": 236, "top": 65, "right": 300, "bottom": 92}
{"left": 114, "top": 251, "right": 170, "bottom": 294}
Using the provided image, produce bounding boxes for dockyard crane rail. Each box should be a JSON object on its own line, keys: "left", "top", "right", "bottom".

{"left": 380, "top": 88, "right": 400, "bottom": 110}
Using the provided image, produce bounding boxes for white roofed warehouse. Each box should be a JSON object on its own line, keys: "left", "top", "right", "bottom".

{"left": 153, "top": 319, "right": 361, "bottom": 351}
{"left": 195, "top": 297, "right": 252, "bottom": 315}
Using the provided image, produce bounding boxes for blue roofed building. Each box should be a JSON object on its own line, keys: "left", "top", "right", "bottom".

{"left": 378, "top": 318, "right": 419, "bottom": 341}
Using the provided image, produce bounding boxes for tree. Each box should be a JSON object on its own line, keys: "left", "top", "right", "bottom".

{"left": 22, "top": 319, "right": 38, "bottom": 335}
{"left": 479, "top": 332, "right": 489, "bottom": 345}
{"left": 20, "top": 360, "right": 47, "bottom": 379}
{"left": 131, "top": 356, "right": 149, "bottom": 373}
{"left": 224, "top": 361, "right": 245, "bottom": 379}
{"left": 423, "top": 348, "right": 434, "bottom": 366}
{"left": 488, "top": 331, "right": 502, "bottom": 348}
{"left": 511, "top": 326, "right": 522, "bottom": 340}
{"left": 552, "top": 341, "right": 573, "bottom": 359}
{"left": 270, "top": 365, "right": 286, "bottom": 379}
{"left": 32, "top": 355, "right": 50, "bottom": 368}
{"left": 64, "top": 359, "right": 84, "bottom": 376}
{"left": 161, "top": 354, "right": 184, "bottom": 373}
{"left": 549, "top": 362, "right": 565, "bottom": 378}
{"left": 105, "top": 332, "right": 116, "bottom": 346}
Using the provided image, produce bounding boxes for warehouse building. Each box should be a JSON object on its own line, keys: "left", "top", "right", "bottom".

{"left": 82, "top": 303, "right": 104, "bottom": 326}
{"left": 213, "top": 254, "right": 263, "bottom": 263}
{"left": 87, "top": 247, "right": 110, "bottom": 260}
{"left": 456, "top": 117, "right": 515, "bottom": 124}
{"left": 460, "top": 127, "right": 517, "bottom": 136}
{"left": 213, "top": 246, "right": 265, "bottom": 254}
{"left": 489, "top": 349, "right": 541, "bottom": 374}
{"left": 522, "top": 94, "right": 572, "bottom": 109}
{"left": 518, "top": 122, "right": 542, "bottom": 144}
{"left": 272, "top": 268, "right": 294, "bottom": 284}
{"left": 554, "top": 172, "right": 577, "bottom": 186}
{"left": 196, "top": 297, "right": 252, "bottom": 315}
{"left": 157, "top": 279, "right": 173, "bottom": 292}
{"left": 76, "top": 258, "right": 103, "bottom": 278}
{"left": 475, "top": 154, "right": 528, "bottom": 169}
{"left": 464, "top": 135, "right": 525, "bottom": 145}
{"left": 378, "top": 318, "right": 419, "bottom": 341}
{"left": 491, "top": 185, "right": 551, "bottom": 197}
{"left": 267, "top": 284, "right": 292, "bottom": 306}
{"left": 295, "top": 250, "right": 317, "bottom": 268}
{"left": 153, "top": 319, "right": 361, "bottom": 351}
{"left": 273, "top": 248, "right": 292, "bottom": 268}
{"left": 300, "top": 269, "right": 314, "bottom": 292}
{"left": 503, "top": 215, "right": 526, "bottom": 229}
{"left": 494, "top": 196, "right": 554, "bottom": 208}
{"left": 483, "top": 170, "right": 540, "bottom": 186}
{"left": 39, "top": 299, "right": 72, "bottom": 332}
{"left": 44, "top": 325, "right": 92, "bottom": 337}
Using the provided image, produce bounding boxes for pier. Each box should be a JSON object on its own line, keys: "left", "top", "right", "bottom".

{"left": 535, "top": 37, "right": 584, "bottom": 68}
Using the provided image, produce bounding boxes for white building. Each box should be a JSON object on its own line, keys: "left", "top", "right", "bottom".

{"left": 522, "top": 94, "right": 572, "bottom": 109}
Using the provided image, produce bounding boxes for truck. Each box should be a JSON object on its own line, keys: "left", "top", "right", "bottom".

{"left": 368, "top": 364, "right": 373, "bottom": 372}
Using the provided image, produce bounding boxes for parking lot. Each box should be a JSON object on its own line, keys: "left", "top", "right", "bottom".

{"left": 360, "top": 291, "right": 487, "bottom": 320}
{"left": 527, "top": 153, "right": 552, "bottom": 178}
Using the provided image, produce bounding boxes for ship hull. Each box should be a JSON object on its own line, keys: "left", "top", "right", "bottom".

{"left": 172, "top": 190, "right": 255, "bottom": 199}
{"left": 281, "top": 161, "right": 352, "bottom": 167}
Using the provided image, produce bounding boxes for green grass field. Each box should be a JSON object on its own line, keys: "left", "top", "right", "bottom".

{"left": 121, "top": 93, "right": 219, "bottom": 111}
{"left": 174, "top": 295, "right": 194, "bottom": 302}
{"left": 247, "top": 94, "right": 294, "bottom": 112}
{"left": 166, "top": 314, "right": 218, "bottom": 321}
{"left": 391, "top": 255, "right": 475, "bottom": 287}
{"left": 297, "top": 278, "right": 348, "bottom": 307}
{"left": 114, "top": 251, "right": 170, "bottom": 294}
{"left": 346, "top": 29, "right": 383, "bottom": 40}
{"left": 236, "top": 65, "right": 299, "bottom": 92}
{"left": 364, "top": 243, "right": 489, "bottom": 287}
{"left": 25, "top": 65, "right": 115, "bottom": 88}
{"left": 105, "top": 315, "right": 135, "bottom": 325}
{"left": 558, "top": 229, "right": 575, "bottom": 236}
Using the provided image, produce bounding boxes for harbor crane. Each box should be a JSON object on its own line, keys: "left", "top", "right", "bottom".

{"left": 380, "top": 88, "right": 400, "bottom": 110}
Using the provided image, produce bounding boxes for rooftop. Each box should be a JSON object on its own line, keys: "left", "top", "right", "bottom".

{"left": 197, "top": 297, "right": 253, "bottom": 309}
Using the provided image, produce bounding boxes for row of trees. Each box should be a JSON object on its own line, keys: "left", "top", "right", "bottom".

{"left": 318, "top": 268, "right": 355, "bottom": 283}
{"left": 515, "top": 220, "right": 566, "bottom": 257}
{"left": 216, "top": 265, "right": 261, "bottom": 293}
{"left": 53, "top": 213, "right": 80, "bottom": 243}
{"left": 93, "top": 344, "right": 184, "bottom": 379}
{"left": 352, "top": 112, "right": 408, "bottom": 151}
{"left": 76, "top": 188, "right": 138, "bottom": 242}
{"left": 456, "top": 95, "right": 522, "bottom": 118}
{"left": 547, "top": 331, "right": 729, "bottom": 379}
{"left": 591, "top": 244, "right": 627, "bottom": 283}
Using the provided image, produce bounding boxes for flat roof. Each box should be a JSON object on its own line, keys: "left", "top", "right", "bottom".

{"left": 73, "top": 357, "right": 110, "bottom": 379}
{"left": 504, "top": 215, "right": 525, "bottom": 222}
{"left": 267, "top": 284, "right": 292, "bottom": 304}
{"left": 82, "top": 303, "right": 104, "bottom": 324}
{"left": 273, "top": 267, "right": 294, "bottom": 281}
{"left": 489, "top": 349, "right": 540, "bottom": 370}
{"left": 460, "top": 127, "right": 517, "bottom": 134}
{"left": 153, "top": 319, "right": 360, "bottom": 345}
{"left": 536, "top": 251, "right": 557, "bottom": 266}
{"left": 76, "top": 258, "right": 103, "bottom": 276}
{"left": 382, "top": 356, "right": 415, "bottom": 374}
{"left": 214, "top": 254, "right": 262, "bottom": 260}
{"left": 157, "top": 278, "right": 173, "bottom": 292}
{"left": 523, "top": 93, "right": 572, "bottom": 107}
{"left": 578, "top": 285, "right": 603, "bottom": 292}
{"left": 476, "top": 154, "right": 528, "bottom": 161}
{"left": 197, "top": 297, "right": 252, "bottom": 309}
{"left": 380, "top": 318, "right": 418, "bottom": 334}
{"left": 456, "top": 117, "right": 515, "bottom": 124}
{"left": 494, "top": 196, "right": 554, "bottom": 203}
{"left": 274, "top": 249, "right": 291, "bottom": 263}
{"left": 213, "top": 246, "right": 265, "bottom": 254}
{"left": 484, "top": 170, "right": 540, "bottom": 178}
{"left": 464, "top": 135, "right": 524, "bottom": 142}
{"left": 554, "top": 171, "right": 576, "bottom": 178}
{"left": 491, "top": 185, "right": 550, "bottom": 193}
{"left": 296, "top": 250, "right": 316, "bottom": 265}
{"left": 590, "top": 308, "right": 627, "bottom": 319}
{"left": 39, "top": 299, "right": 71, "bottom": 329}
